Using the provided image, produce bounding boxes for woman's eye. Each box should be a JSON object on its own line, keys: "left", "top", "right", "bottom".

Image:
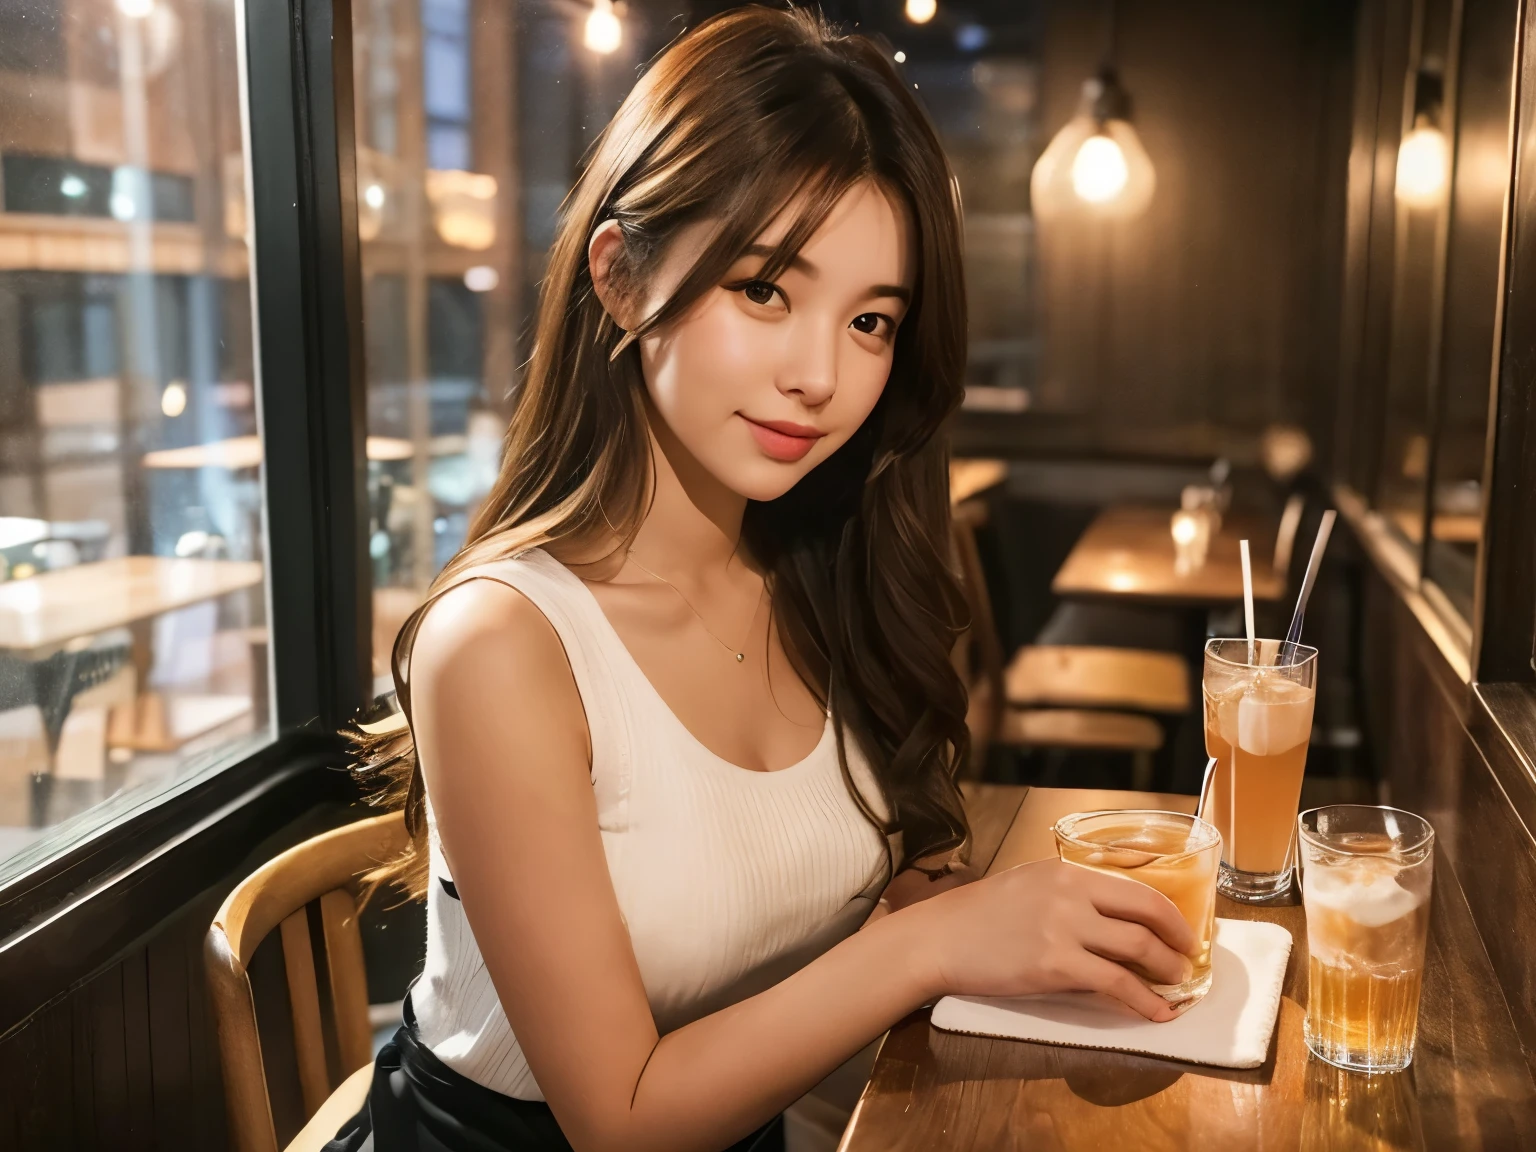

{"left": 742, "top": 280, "right": 781, "bottom": 307}
{"left": 851, "top": 312, "right": 894, "bottom": 338}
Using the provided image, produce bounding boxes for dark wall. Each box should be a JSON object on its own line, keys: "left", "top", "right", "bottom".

{"left": 1032, "top": 0, "right": 1356, "bottom": 460}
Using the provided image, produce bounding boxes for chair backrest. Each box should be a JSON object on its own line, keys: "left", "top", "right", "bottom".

{"left": 951, "top": 499, "right": 1006, "bottom": 774}
{"left": 205, "top": 809, "right": 410, "bottom": 1152}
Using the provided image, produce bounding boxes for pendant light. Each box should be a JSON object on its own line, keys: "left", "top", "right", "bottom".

{"left": 1030, "top": 0, "right": 1155, "bottom": 221}
{"left": 584, "top": 0, "right": 622, "bottom": 55}
{"left": 1396, "top": 68, "right": 1448, "bottom": 209}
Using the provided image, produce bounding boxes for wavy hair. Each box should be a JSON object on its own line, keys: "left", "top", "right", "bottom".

{"left": 348, "top": 5, "right": 972, "bottom": 905}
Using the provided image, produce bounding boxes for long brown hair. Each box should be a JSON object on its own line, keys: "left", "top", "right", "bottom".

{"left": 349, "top": 5, "right": 972, "bottom": 905}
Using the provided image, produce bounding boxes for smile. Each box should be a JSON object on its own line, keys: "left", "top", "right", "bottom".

{"left": 739, "top": 415, "right": 825, "bottom": 462}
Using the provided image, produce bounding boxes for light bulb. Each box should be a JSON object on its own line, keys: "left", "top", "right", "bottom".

{"left": 1396, "top": 120, "right": 1448, "bottom": 208}
{"left": 1071, "top": 134, "right": 1129, "bottom": 203}
{"left": 585, "top": 0, "right": 621, "bottom": 54}
{"left": 1031, "top": 74, "right": 1156, "bottom": 221}
{"left": 116, "top": 0, "right": 154, "bottom": 17}
{"left": 364, "top": 183, "right": 386, "bottom": 209}
{"left": 905, "top": 0, "right": 937, "bottom": 24}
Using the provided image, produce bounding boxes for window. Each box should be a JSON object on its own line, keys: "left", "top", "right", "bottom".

{"left": 0, "top": 0, "right": 270, "bottom": 880}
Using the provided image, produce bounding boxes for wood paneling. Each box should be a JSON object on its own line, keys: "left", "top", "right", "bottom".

{"left": 1361, "top": 559, "right": 1536, "bottom": 1082}
{"left": 0, "top": 885, "right": 230, "bottom": 1151}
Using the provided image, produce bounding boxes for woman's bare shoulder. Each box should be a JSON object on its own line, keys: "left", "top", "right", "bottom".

{"left": 408, "top": 575, "right": 579, "bottom": 722}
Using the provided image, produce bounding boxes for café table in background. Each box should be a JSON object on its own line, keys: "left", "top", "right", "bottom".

{"left": 841, "top": 785, "right": 1536, "bottom": 1150}
{"left": 949, "top": 458, "right": 1007, "bottom": 508}
{"left": 0, "top": 555, "right": 264, "bottom": 824}
{"left": 1052, "top": 504, "right": 1286, "bottom": 607}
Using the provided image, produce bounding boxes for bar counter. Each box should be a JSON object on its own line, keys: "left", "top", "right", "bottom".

{"left": 841, "top": 786, "right": 1536, "bottom": 1151}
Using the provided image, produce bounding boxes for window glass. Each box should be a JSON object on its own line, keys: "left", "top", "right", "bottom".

{"left": 353, "top": 0, "right": 1043, "bottom": 685}
{"left": 1422, "top": 0, "right": 1517, "bottom": 622}
{"left": 0, "top": 0, "right": 270, "bottom": 879}
{"left": 1374, "top": 0, "right": 1456, "bottom": 562}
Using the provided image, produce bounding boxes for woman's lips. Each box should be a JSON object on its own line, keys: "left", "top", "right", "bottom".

{"left": 741, "top": 415, "right": 823, "bottom": 462}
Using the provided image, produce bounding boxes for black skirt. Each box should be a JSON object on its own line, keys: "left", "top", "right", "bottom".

{"left": 323, "top": 995, "right": 785, "bottom": 1152}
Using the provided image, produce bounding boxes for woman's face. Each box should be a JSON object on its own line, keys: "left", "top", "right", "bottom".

{"left": 627, "top": 180, "right": 916, "bottom": 503}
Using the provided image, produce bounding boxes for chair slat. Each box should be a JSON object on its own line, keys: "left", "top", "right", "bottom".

{"left": 320, "top": 888, "right": 374, "bottom": 1076}
{"left": 1006, "top": 645, "right": 1190, "bottom": 714}
{"left": 280, "top": 909, "right": 332, "bottom": 1116}
{"left": 1000, "top": 708, "right": 1164, "bottom": 752}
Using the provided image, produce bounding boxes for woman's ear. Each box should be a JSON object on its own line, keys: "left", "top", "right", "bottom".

{"left": 588, "top": 219, "right": 631, "bottom": 330}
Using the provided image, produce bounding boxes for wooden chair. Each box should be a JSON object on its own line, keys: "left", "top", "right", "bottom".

{"left": 951, "top": 499, "right": 1184, "bottom": 785}
{"left": 205, "top": 810, "right": 410, "bottom": 1152}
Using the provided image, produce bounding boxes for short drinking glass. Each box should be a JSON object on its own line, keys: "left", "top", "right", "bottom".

{"left": 1054, "top": 810, "right": 1222, "bottom": 1004}
{"left": 1299, "top": 804, "right": 1435, "bottom": 1073}
{"left": 1204, "top": 637, "right": 1318, "bottom": 902}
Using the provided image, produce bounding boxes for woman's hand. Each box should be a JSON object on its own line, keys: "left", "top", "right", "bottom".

{"left": 902, "top": 858, "right": 1198, "bottom": 1023}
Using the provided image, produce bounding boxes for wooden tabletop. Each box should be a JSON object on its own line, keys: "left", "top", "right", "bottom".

{"left": 0, "top": 556, "right": 264, "bottom": 655}
{"left": 843, "top": 786, "right": 1536, "bottom": 1151}
{"left": 141, "top": 433, "right": 469, "bottom": 469}
{"left": 949, "top": 459, "right": 1008, "bottom": 506}
{"left": 1052, "top": 505, "right": 1286, "bottom": 606}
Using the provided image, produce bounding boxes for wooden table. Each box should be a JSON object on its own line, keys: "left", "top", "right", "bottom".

{"left": 0, "top": 556, "right": 263, "bottom": 657}
{"left": 1052, "top": 505, "right": 1285, "bottom": 606}
{"left": 0, "top": 558, "right": 267, "bottom": 818}
{"left": 949, "top": 459, "right": 1008, "bottom": 506}
{"left": 141, "top": 433, "right": 468, "bottom": 470}
{"left": 843, "top": 786, "right": 1536, "bottom": 1151}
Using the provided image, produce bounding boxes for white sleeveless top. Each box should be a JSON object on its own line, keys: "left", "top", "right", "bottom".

{"left": 407, "top": 547, "right": 893, "bottom": 1100}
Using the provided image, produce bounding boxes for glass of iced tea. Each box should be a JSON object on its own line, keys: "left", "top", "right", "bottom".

{"left": 1298, "top": 804, "right": 1435, "bottom": 1073}
{"left": 1203, "top": 637, "right": 1318, "bottom": 902}
{"left": 1054, "top": 810, "right": 1222, "bottom": 1004}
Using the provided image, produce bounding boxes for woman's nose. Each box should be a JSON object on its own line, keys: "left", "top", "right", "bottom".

{"left": 777, "top": 318, "right": 838, "bottom": 407}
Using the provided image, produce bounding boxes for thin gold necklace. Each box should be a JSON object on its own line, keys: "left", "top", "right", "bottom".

{"left": 625, "top": 549, "right": 762, "bottom": 664}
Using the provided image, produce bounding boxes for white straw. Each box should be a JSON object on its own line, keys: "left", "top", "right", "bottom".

{"left": 1282, "top": 509, "right": 1337, "bottom": 664}
{"left": 1197, "top": 756, "right": 1217, "bottom": 819}
{"left": 1240, "top": 538, "right": 1256, "bottom": 666}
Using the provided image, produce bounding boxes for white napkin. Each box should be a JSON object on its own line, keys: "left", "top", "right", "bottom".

{"left": 931, "top": 918, "right": 1293, "bottom": 1070}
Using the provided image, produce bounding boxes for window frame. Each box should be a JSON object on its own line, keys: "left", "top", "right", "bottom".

{"left": 0, "top": 0, "right": 375, "bottom": 1031}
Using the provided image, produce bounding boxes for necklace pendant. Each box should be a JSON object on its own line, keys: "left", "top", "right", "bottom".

{"left": 735, "top": 652, "right": 744, "bottom": 663}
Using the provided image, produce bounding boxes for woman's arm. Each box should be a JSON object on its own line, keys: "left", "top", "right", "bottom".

{"left": 412, "top": 579, "right": 1194, "bottom": 1152}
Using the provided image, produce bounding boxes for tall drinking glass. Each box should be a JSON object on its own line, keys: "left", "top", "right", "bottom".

{"left": 1203, "top": 638, "right": 1318, "bottom": 901}
{"left": 1299, "top": 805, "right": 1435, "bottom": 1073}
{"left": 1054, "top": 810, "right": 1222, "bottom": 1004}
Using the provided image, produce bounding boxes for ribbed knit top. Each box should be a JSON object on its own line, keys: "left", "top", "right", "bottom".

{"left": 407, "top": 547, "right": 892, "bottom": 1101}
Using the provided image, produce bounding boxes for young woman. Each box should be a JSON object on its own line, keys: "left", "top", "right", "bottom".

{"left": 331, "top": 9, "right": 1194, "bottom": 1152}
